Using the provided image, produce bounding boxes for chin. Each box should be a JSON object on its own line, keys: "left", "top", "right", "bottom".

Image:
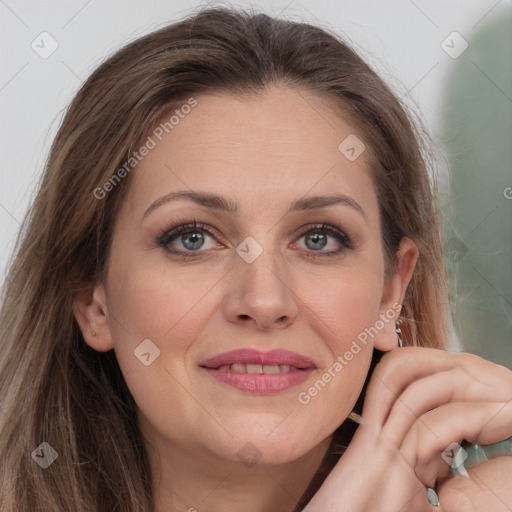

{"left": 206, "top": 426, "right": 327, "bottom": 467}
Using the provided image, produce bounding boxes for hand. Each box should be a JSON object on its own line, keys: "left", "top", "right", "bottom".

{"left": 304, "top": 347, "right": 512, "bottom": 512}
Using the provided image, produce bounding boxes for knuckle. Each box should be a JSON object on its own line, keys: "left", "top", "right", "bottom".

{"left": 453, "top": 352, "right": 485, "bottom": 376}
{"left": 373, "top": 348, "right": 404, "bottom": 378}
{"left": 457, "top": 352, "right": 482, "bottom": 365}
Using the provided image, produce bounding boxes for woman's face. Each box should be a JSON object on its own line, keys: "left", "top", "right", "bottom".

{"left": 77, "top": 86, "right": 415, "bottom": 465}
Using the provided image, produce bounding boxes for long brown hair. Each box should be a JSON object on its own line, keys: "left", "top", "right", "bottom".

{"left": 0, "top": 6, "right": 450, "bottom": 511}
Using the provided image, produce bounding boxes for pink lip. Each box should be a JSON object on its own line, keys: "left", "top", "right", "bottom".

{"left": 200, "top": 349, "right": 316, "bottom": 369}
{"left": 200, "top": 349, "right": 316, "bottom": 394}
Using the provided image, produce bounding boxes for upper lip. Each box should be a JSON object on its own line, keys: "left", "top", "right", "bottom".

{"left": 200, "top": 349, "right": 316, "bottom": 369}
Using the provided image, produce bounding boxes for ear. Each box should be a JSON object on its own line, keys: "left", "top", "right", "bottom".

{"left": 374, "top": 237, "right": 419, "bottom": 352}
{"left": 73, "top": 283, "right": 114, "bottom": 352}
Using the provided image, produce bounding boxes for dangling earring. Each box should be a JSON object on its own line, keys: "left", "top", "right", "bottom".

{"left": 395, "top": 318, "right": 404, "bottom": 348}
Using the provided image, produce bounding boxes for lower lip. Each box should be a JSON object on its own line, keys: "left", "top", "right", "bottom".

{"left": 202, "top": 367, "right": 315, "bottom": 393}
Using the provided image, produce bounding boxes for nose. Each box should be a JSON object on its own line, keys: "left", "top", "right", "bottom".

{"left": 222, "top": 240, "right": 299, "bottom": 330}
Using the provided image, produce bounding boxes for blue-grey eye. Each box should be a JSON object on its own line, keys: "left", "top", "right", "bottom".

{"left": 157, "top": 222, "right": 218, "bottom": 254}
{"left": 180, "top": 231, "right": 205, "bottom": 250}
{"left": 296, "top": 224, "right": 353, "bottom": 255}
{"left": 305, "top": 232, "right": 328, "bottom": 251}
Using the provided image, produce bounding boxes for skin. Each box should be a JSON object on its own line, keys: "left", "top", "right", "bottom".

{"left": 73, "top": 86, "right": 512, "bottom": 512}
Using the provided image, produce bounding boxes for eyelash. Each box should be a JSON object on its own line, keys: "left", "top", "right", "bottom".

{"left": 156, "top": 219, "right": 355, "bottom": 260}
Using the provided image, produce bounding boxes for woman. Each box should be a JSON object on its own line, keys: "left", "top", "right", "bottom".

{"left": 0, "top": 6, "right": 511, "bottom": 512}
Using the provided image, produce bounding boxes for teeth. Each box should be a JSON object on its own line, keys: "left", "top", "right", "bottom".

{"left": 216, "top": 363, "right": 300, "bottom": 373}
{"left": 246, "top": 363, "right": 263, "bottom": 374}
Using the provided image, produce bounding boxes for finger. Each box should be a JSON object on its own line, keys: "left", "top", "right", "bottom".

{"left": 400, "top": 400, "right": 512, "bottom": 487}
{"left": 362, "top": 348, "right": 456, "bottom": 426}
{"left": 381, "top": 368, "right": 511, "bottom": 446}
{"left": 362, "top": 348, "right": 511, "bottom": 428}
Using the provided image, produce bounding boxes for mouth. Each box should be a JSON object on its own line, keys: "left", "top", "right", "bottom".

{"left": 200, "top": 348, "right": 316, "bottom": 370}
{"left": 199, "top": 349, "right": 316, "bottom": 393}
{"left": 214, "top": 363, "right": 304, "bottom": 374}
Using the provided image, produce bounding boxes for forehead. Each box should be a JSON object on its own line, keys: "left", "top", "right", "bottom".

{"left": 122, "top": 86, "right": 377, "bottom": 218}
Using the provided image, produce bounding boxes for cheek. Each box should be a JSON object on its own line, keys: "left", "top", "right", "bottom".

{"left": 293, "top": 266, "right": 384, "bottom": 428}
{"left": 299, "top": 262, "right": 384, "bottom": 351}
{"left": 105, "top": 255, "right": 221, "bottom": 374}
{"left": 104, "top": 257, "right": 223, "bottom": 445}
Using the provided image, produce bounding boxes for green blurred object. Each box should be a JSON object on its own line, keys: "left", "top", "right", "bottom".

{"left": 440, "top": 13, "right": 512, "bottom": 368}
{"left": 463, "top": 436, "right": 512, "bottom": 468}
{"left": 449, "top": 436, "right": 512, "bottom": 477}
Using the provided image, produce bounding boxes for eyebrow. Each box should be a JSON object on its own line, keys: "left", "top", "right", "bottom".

{"left": 141, "top": 190, "right": 367, "bottom": 222}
